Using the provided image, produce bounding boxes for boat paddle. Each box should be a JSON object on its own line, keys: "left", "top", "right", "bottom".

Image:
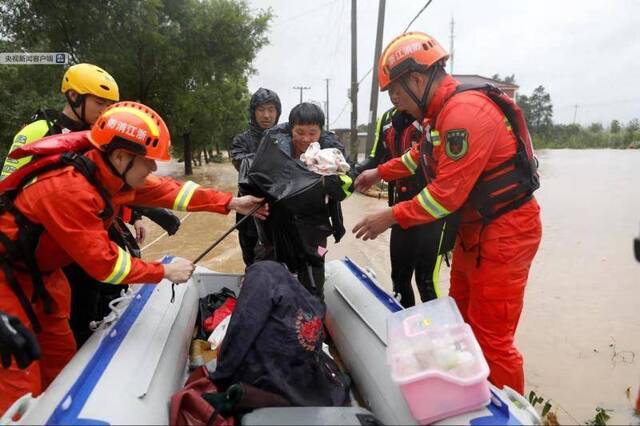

{"left": 170, "top": 201, "right": 266, "bottom": 302}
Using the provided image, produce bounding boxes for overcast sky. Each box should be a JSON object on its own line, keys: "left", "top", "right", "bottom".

{"left": 246, "top": 0, "right": 640, "bottom": 129}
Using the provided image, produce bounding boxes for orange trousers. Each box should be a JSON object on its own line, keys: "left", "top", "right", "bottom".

{"left": 0, "top": 268, "right": 76, "bottom": 414}
{"left": 449, "top": 209, "right": 542, "bottom": 395}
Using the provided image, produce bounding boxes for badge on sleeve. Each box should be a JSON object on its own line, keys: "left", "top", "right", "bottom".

{"left": 445, "top": 129, "right": 468, "bottom": 160}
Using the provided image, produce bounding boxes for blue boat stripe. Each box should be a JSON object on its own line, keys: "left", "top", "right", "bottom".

{"left": 46, "top": 256, "right": 174, "bottom": 425}
{"left": 341, "top": 257, "right": 403, "bottom": 313}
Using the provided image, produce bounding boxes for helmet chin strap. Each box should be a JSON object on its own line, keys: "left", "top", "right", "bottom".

{"left": 64, "top": 92, "right": 88, "bottom": 126}
{"left": 399, "top": 64, "right": 442, "bottom": 115}
{"left": 121, "top": 156, "right": 136, "bottom": 184}
{"left": 104, "top": 151, "right": 136, "bottom": 188}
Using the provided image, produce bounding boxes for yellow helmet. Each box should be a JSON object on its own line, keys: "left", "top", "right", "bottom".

{"left": 61, "top": 63, "right": 120, "bottom": 101}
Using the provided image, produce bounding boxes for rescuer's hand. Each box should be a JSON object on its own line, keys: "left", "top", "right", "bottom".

{"left": 354, "top": 168, "right": 381, "bottom": 193}
{"left": 133, "top": 219, "right": 146, "bottom": 244}
{"left": 164, "top": 258, "right": 196, "bottom": 283}
{"left": 229, "top": 196, "right": 269, "bottom": 220}
{"left": 352, "top": 207, "right": 397, "bottom": 241}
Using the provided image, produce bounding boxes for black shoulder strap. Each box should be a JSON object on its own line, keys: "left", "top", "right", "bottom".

{"left": 450, "top": 83, "right": 525, "bottom": 153}
{"left": 59, "top": 152, "right": 114, "bottom": 220}
{"left": 33, "top": 109, "right": 63, "bottom": 136}
{"left": 0, "top": 152, "right": 114, "bottom": 332}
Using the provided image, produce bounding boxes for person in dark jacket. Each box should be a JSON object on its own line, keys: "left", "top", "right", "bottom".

{"left": 248, "top": 103, "right": 353, "bottom": 298}
{"left": 230, "top": 88, "right": 282, "bottom": 266}
{"left": 213, "top": 261, "right": 348, "bottom": 406}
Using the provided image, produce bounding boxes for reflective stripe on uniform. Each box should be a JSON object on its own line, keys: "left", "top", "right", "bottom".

{"left": 369, "top": 109, "right": 395, "bottom": 157}
{"left": 416, "top": 187, "right": 450, "bottom": 218}
{"left": 432, "top": 253, "right": 444, "bottom": 298}
{"left": 401, "top": 150, "right": 418, "bottom": 174}
{"left": 104, "top": 246, "right": 132, "bottom": 284}
{"left": 172, "top": 180, "right": 200, "bottom": 211}
{"left": 339, "top": 174, "right": 353, "bottom": 197}
{"left": 431, "top": 219, "right": 451, "bottom": 299}
{"left": 430, "top": 130, "right": 441, "bottom": 146}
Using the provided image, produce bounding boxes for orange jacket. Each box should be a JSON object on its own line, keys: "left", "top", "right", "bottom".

{"left": 0, "top": 149, "right": 232, "bottom": 286}
{"left": 378, "top": 75, "right": 540, "bottom": 247}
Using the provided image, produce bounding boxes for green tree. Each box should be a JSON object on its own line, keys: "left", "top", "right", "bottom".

{"left": 589, "top": 122, "right": 603, "bottom": 133}
{"left": 516, "top": 93, "right": 532, "bottom": 124}
{"left": 0, "top": 0, "right": 271, "bottom": 174}
{"left": 627, "top": 118, "right": 640, "bottom": 132}
{"left": 491, "top": 74, "right": 517, "bottom": 85}
{"left": 528, "top": 85, "right": 553, "bottom": 134}
{"left": 610, "top": 119, "right": 621, "bottom": 133}
{"left": 0, "top": 40, "right": 62, "bottom": 158}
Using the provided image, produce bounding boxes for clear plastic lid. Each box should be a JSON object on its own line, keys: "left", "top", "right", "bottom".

{"left": 386, "top": 297, "right": 488, "bottom": 383}
{"left": 387, "top": 296, "right": 463, "bottom": 343}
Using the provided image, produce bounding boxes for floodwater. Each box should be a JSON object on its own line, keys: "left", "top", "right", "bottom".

{"left": 142, "top": 150, "right": 640, "bottom": 424}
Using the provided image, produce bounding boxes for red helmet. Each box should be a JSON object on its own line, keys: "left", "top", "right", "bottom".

{"left": 90, "top": 101, "right": 171, "bottom": 161}
{"left": 378, "top": 32, "right": 449, "bottom": 91}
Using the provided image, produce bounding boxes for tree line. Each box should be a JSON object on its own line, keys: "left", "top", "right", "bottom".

{"left": 0, "top": 0, "right": 272, "bottom": 174}
{"left": 492, "top": 74, "right": 640, "bottom": 149}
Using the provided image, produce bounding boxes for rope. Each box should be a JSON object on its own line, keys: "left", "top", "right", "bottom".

{"left": 140, "top": 212, "right": 193, "bottom": 252}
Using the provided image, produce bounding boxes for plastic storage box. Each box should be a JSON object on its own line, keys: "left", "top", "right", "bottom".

{"left": 386, "top": 297, "right": 490, "bottom": 425}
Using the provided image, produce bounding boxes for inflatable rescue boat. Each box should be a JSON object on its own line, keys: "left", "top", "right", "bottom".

{"left": 1, "top": 256, "right": 541, "bottom": 425}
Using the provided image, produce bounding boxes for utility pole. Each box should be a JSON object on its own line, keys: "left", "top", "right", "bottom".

{"left": 324, "top": 78, "right": 330, "bottom": 129}
{"left": 449, "top": 17, "right": 455, "bottom": 74}
{"left": 365, "top": 0, "right": 386, "bottom": 156}
{"left": 349, "top": 0, "right": 358, "bottom": 162}
{"left": 573, "top": 104, "right": 579, "bottom": 124}
{"left": 293, "top": 86, "right": 310, "bottom": 103}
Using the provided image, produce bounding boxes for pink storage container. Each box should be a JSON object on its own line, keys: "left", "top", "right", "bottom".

{"left": 387, "top": 298, "right": 490, "bottom": 424}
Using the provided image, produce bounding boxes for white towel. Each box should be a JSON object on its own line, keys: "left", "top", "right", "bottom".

{"left": 300, "top": 142, "right": 351, "bottom": 175}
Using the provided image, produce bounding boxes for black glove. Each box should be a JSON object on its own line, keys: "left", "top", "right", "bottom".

{"left": 136, "top": 207, "right": 181, "bottom": 236}
{"left": 0, "top": 311, "right": 40, "bottom": 369}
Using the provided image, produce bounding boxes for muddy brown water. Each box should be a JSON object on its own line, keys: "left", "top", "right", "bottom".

{"left": 142, "top": 151, "right": 640, "bottom": 424}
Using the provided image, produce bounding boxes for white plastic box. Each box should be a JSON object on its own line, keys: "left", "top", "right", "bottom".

{"left": 386, "top": 297, "right": 491, "bottom": 425}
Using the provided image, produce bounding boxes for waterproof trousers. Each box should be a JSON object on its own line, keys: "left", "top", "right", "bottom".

{"left": 448, "top": 204, "right": 541, "bottom": 395}
{"left": 0, "top": 269, "right": 76, "bottom": 414}
{"left": 238, "top": 221, "right": 259, "bottom": 267}
{"left": 389, "top": 221, "right": 444, "bottom": 307}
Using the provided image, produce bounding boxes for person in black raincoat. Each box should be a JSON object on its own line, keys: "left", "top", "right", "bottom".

{"left": 230, "top": 88, "right": 282, "bottom": 266}
{"left": 243, "top": 103, "right": 354, "bottom": 299}
{"left": 212, "top": 261, "right": 348, "bottom": 406}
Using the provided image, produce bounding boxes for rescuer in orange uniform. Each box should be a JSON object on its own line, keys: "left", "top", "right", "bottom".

{"left": 354, "top": 32, "right": 542, "bottom": 394}
{"left": 0, "top": 102, "right": 267, "bottom": 412}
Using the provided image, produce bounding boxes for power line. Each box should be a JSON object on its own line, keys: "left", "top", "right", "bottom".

{"left": 403, "top": 0, "right": 434, "bottom": 33}
{"left": 358, "top": 68, "right": 372, "bottom": 85}
{"left": 333, "top": 0, "right": 437, "bottom": 129}
{"left": 331, "top": 99, "right": 351, "bottom": 127}
{"left": 354, "top": 0, "right": 436, "bottom": 87}
{"left": 275, "top": 0, "right": 339, "bottom": 26}
{"left": 556, "top": 98, "right": 640, "bottom": 109}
